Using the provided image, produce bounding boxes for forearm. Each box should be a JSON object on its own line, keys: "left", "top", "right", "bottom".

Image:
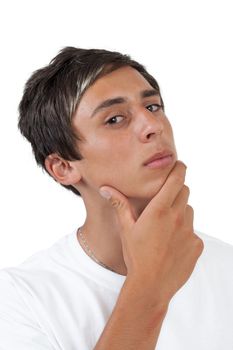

{"left": 94, "top": 278, "right": 168, "bottom": 350}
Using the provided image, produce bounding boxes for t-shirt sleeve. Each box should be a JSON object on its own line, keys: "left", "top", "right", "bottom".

{"left": 0, "top": 271, "right": 52, "bottom": 350}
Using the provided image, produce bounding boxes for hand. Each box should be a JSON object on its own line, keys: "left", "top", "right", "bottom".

{"left": 99, "top": 161, "right": 204, "bottom": 305}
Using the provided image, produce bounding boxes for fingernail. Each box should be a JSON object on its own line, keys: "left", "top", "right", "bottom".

{"left": 180, "top": 161, "right": 187, "bottom": 169}
{"left": 99, "top": 189, "right": 112, "bottom": 199}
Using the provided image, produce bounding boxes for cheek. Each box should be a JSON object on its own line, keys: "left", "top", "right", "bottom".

{"left": 92, "top": 150, "right": 135, "bottom": 189}
{"left": 81, "top": 139, "right": 127, "bottom": 182}
{"left": 165, "top": 117, "right": 175, "bottom": 136}
{"left": 86, "top": 133, "right": 128, "bottom": 164}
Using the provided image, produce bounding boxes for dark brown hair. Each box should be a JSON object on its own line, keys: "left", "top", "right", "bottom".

{"left": 18, "top": 46, "right": 164, "bottom": 197}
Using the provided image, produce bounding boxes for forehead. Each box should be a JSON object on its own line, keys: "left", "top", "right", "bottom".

{"left": 76, "top": 66, "right": 155, "bottom": 117}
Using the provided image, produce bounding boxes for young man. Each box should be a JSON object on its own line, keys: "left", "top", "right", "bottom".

{"left": 0, "top": 47, "right": 233, "bottom": 349}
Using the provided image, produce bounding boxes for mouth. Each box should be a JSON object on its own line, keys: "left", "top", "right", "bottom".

{"left": 143, "top": 151, "right": 174, "bottom": 169}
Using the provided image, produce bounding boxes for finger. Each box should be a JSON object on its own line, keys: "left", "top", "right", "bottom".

{"left": 99, "top": 186, "right": 136, "bottom": 233}
{"left": 142, "top": 161, "right": 187, "bottom": 219}
{"left": 156, "top": 160, "right": 187, "bottom": 207}
{"left": 172, "top": 185, "right": 190, "bottom": 211}
{"left": 184, "top": 205, "right": 194, "bottom": 227}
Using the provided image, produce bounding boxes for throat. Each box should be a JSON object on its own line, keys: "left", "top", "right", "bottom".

{"left": 76, "top": 226, "right": 127, "bottom": 276}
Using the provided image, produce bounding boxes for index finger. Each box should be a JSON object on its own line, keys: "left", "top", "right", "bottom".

{"left": 149, "top": 160, "right": 187, "bottom": 211}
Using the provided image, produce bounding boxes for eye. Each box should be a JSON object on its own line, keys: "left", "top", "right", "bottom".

{"left": 105, "top": 104, "right": 163, "bottom": 126}
{"left": 105, "top": 115, "right": 124, "bottom": 125}
{"left": 146, "top": 103, "right": 162, "bottom": 112}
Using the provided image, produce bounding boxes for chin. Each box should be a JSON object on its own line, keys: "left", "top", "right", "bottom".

{"left": 129, "top": 173, "right": 172, "bottom": 201}
{"left": 128, "top": 185, "right": 163, "bottom": 202}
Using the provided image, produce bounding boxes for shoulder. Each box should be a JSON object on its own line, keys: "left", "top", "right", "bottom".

{"left": 0, "top": 269, "right": 39, "bottom": 331}
{"left": 0, "top": 232, "right": 74, "bottom": 293}
{"left": 0, "top": 232, "right": 72, "bottom": 321}
{"left": 195, "top": 229, "right": 233, "bottom": 258}
{"left": 0, "top": 270, "right": 53, "bottom": 349}
{"left": 194, "top": 229, "right": 233, "bottom": 283}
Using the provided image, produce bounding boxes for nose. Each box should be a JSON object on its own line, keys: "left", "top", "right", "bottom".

{"left": 136, "top": 107, "right": 164, "bottom": 142}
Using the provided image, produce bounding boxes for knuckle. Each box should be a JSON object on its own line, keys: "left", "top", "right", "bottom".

{"left": 156, "top": 206, "right": 169, "bottom": 218}
{"left": 193, "top": 236, "right": 205, "bottom": 253}
{"left": 183, "top": 185, "right": 190, "bottom": 196}
{"left": 186, "top": 205, "right": 194, "bottom": 215}
{"left": 186, "top": 204, "right": 194, "bottom": 219}
{"left": 174, "top": 212, "right": 184, "bottom": 226}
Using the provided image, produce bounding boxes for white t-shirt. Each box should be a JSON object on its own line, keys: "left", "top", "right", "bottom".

{"left": 0, "top": 229, "right": 233, "bottom": 349}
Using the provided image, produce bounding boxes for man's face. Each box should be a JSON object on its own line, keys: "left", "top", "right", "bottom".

{"left": 72, "top": 66, "right": 177, "bottom": 199}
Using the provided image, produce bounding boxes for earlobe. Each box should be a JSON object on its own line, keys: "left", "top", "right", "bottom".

{"left": 44, "top": 154, "right": 82, "bottom": 186}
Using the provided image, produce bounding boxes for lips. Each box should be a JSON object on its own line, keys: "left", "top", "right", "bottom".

{"left": 143, "top": 150, "right": 173, "bottom": 166}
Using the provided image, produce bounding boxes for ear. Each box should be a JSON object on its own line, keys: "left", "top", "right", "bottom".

{"left": 44, "top": 153, "right": 82, "bottom": 186}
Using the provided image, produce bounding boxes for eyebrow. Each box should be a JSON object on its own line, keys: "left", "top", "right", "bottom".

{"left": 90, "top": 89, "right": 160, "bottom": 118}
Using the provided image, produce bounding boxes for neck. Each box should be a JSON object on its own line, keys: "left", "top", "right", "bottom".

{"left": 78, "top": 190, "right": 150, "bottom": 276}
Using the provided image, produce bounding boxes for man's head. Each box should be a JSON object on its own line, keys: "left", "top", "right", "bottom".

{"left": 18, "top": 47, "right": 177, "bottom": 200}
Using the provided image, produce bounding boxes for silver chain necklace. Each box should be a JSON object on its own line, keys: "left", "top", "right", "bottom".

{"left": 77, "top": 227, "right": 117, "bottom": 273}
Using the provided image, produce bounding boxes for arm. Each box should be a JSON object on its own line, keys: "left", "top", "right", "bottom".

{"left": 94, "top": 277, "right": 168, "bottom": 350}
{"left": 0, "top": 271, "right": 52, "bottom": 350}
{"left": 96, "top": 161, "right": 204, "bottom": 349}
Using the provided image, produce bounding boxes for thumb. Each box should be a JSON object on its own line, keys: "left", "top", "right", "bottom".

{"left": 99, "top": 186, "right": 136, "bottom": 232}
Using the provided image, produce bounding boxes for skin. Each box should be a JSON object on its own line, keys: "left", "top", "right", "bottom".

{"left": 45, "top": 66, "right": 178, "bottom": 276}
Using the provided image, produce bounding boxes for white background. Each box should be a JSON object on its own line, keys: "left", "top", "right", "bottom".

{"left": 0, "top": 0, "right": 232, "bottom": 269}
